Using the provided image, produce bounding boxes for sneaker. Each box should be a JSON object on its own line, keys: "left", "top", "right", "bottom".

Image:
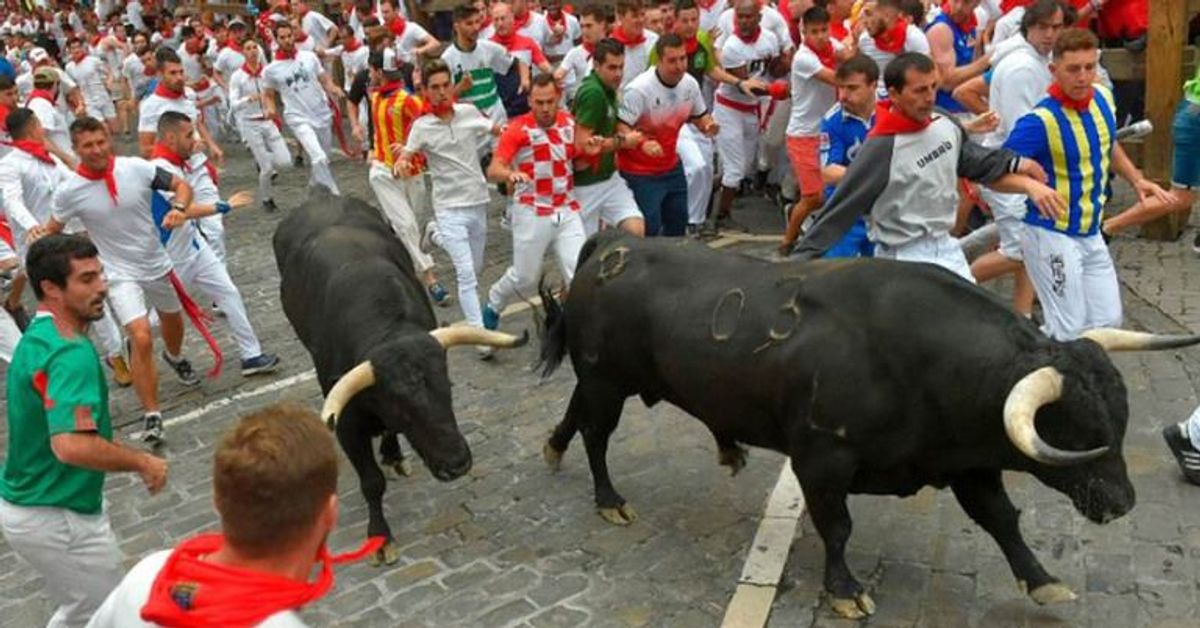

{"left": 428, "top": 282, "right": 452, "bottom": 307}
{"left": 476, "top": 345, "right": 495, "bottom": 360}
{"left": 1163, "top": 423, "right": 1200, "bottom": 485}
{"left": 482, "top": 304, "right": 501, "bottom": 331}
{"left": 263, "top": 198, "right": 279, "bottom": 213}
{"left": 1192, "top": 231, "right": 1200, "bottom": 255}
{"left": 420, "top": 221, "right": 439, "bottom": 254}
{"left": 105, "top": 354, "right": 133, "bottom": 387}
{"left": 162, "top": 351, "right": 200, "bottom": 386}
{"left": 697, "top": 221, "right": 720, "bottom": 240}
{"left": 241, "top": 353, "right": 280, "bottom": 376}
{"left": 141, "top": 412, "right": 164, "bottom": 445}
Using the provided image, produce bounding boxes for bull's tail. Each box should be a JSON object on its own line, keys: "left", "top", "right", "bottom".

{"left": 537, "top": 278, "right": 568, "bottom": 379}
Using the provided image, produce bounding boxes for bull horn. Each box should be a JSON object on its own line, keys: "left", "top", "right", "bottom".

{"left": 320, "top": 361, "right": 376, "bottom": 429}
{"left": 1003, "top": 366, "right": 1108, "bottom": 466}
{"left": 1080, "top": 328, "right": 1200, "bottom": 352}
{"left": 429, "top": 327, "right": 530, "bottom": 349}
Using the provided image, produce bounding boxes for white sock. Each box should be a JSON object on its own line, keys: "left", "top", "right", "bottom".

{"left": 164, "top": 351, "right": 182, "bottom": 362}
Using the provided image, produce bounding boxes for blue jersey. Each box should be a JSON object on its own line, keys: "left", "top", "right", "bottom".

{"left": 926, "top": 12, "right": 977, "bottom": 114}
{"left": 818, "top": 103, "right": 877, "bottom": 258}
{"left": 1004, "top": 85, "right": 1117, "bottom": 237}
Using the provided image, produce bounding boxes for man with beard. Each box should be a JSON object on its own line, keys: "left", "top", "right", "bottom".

{"left": 857, "top": 0, "right": 930, "bottom": 97}
{"left": 0, "top": 234, "right": 168, "bottom": 627}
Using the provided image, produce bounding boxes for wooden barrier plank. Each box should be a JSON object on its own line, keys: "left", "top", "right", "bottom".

{"left": 1140, "top": 0, "right": 1190, "bottom": 241}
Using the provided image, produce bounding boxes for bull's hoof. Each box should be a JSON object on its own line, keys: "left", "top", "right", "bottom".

{"left": 1028, "top": 582, "right": 1077, "bottom": 605}
{"left": 597, "top": 503, "right": 638, "bottom": 526}
{"left": 368, "top": 540, "right": 401, "bottom": 567}
{"left": 389, "top": 458, "right": 413, "bottom": 478}
{"left": 544, "top": 441, "right": 564, "bottom": 472}
{"left": 719, "top": 445, "right": 748, "bottom": 476}
{"left": 829, "top": 592, "right": 876, "bottom": 619}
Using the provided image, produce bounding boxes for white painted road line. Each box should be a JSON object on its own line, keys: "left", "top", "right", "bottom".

{"left": 721, "top": 460, "right": 807, "bottom": 628}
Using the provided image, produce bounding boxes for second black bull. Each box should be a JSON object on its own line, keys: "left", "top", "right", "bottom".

{"left": 538, "top": 230, "right": 1200, "bottom": 619}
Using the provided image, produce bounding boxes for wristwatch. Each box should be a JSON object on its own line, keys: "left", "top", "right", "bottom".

{"left": 170, "top": 201, "right": 186, "bottom": 212}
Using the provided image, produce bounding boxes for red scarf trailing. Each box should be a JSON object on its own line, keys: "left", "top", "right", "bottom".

{"left": 26, "top": 89, "right": 55, "bottom": 107}
{"left": 387, "top": 15, "right": 407, "bottom": 38}
{"left": 873, "top": 17, "right": 909, "bottom": 54}
{"left": 75, "top": 156, "right": 118, "bottom": 203}
{"left": 806, "top": 40, "right": 836, "bottom": 70}
{"left": 869, "top": 105, "right": 933, "bottom": 137}
{"left": 168, "top": 270, "right": 224, "bottom": 379}
{"left": 151, "top": 143, "right": 219, "bottom": 186}
{"left": 140, "top": 534, "right": 385, "bottom": 628}
{"left": 9, "top": 139, "right": 54, "bottom": 164}
{"left": 1048, "top": 83, "right": 1092, "bottom": 111}
{"left": 941, "top": 1, "right": 977, "bottom": 34}
{"left": 611, "top": 25, "right": 646, "bottom": 47}
{"left": 154, "top": 82, "right": 185, "bottom": 99}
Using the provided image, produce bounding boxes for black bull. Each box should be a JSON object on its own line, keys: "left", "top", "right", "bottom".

{"left": 538, "top": 231, "right": 1200, "bottom": 618}
{"left": 273, "top": 193, "right": 526, "bottom": 564}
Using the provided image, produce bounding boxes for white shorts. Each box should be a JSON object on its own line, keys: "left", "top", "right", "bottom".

{"left": 108, "top": 275, "right": 182, "bottom": 326}
{"left": 1019, "top": 224, "right": 1121, "bottom": 340}
{"left": 86, "top": 98, "right": 117, "bottom": 120}
{"left": 980, "top": 187, "right": 1027, "bottom": 261}
{"left": 875, "top": 233, "right": 976, "bottom": 284}
{"left": 574, "top": 174, "right": 642, "bottom": 236}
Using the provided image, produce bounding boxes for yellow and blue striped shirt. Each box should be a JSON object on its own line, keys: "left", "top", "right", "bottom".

{"left": 1004, "top": 85, "right": 1117, "bottom": 237}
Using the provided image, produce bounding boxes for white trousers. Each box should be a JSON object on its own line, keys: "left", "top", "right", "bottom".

{"left": 196, "top": 214, "right": 226, "bottom": 265}
{"left": 488, "top": 208, "right": 586, "bottom": 312}
{"left": 1020, "top": 225, "right": 1122, "bottom": 341}
{"left": 759, "top": 98, "right": 794, "bottom": 193}
{"left": 678, "top": 124, "right": 715, "bottom": 226}
{"left": 714, "top": 103, "right": 760, "bottom": 188}
{"left": 0, "top": 308, "right": 18, "bottom": 363}
{"left": 575, "top": 173, "right": 642, "bottom": 236}
{"left": 875, "top": 233, "right": 976, "bottom": 284}
{"left": 368, "top": 162, "right": 435, "bottom": 274}
{"left": 289, "top": 120, "right": 339, "bottom": 195}
{"left": 174, "top": 242, "right": 263, "bottom": 360}
{"left": 0, "top": 499, "right": 123, "bottom": 628}
{"left": 433, "top": 204, "right": 488, "bottom": 327}
{"left": 239, "top": 118, "right": 291, "bottom": 203}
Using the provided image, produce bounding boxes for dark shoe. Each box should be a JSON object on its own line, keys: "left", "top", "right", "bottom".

{"left": 141, "top": 413, "right": 164, "bottom": 445}
{"left": 428, "top": 282, "right": 452, "bottom": 307}
{"left": 162, "top": 351, "right": 200, "bottom": 386}
{"left": 263, "top": 198, "right": 278, "bottom": 212}
{"left": 241, "top": 353, "right": 280, "bottom": 376}
{"left": 1163, "top": 423, "right": 1200, "bottom": 485}
{"left": 482, "top": 304, "right": 501, "bottom": 331}
{"left": 776, "top": 242, "right": 795, "bottom": 259}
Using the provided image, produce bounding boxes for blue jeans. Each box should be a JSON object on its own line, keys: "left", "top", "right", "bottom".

{"left": 1172, "top": 100, "right": 1200, "bottom": 189}
{"left": 621, "top": 164, "right": 689, "bottom": 237}
{"left": 824, "top": 218, "right": 875, "bottom": 258}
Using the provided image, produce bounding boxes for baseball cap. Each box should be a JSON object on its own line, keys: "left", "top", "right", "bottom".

{"left": 28, "top": 47, "right": 48, "bottom": 63}
{"left": 33, "top": 66, "right": 57, "bottom": 83}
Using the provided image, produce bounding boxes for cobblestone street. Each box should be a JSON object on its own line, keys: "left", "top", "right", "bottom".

{"left": 1, "top": 141, "right": 1199, "bottom": 627}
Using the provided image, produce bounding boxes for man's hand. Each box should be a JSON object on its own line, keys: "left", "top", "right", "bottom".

{"left": 1027, "top": 181, "right": 1066, "bottom": 221}
{"left": 1133, "top": 177, "right": 1177, "bottom": 205}
{"left": 699, "top": 120, "right": 720, "bottom": 138}
{"left": 1016, "top": 158, "right": 1048, "bottom": 184}
{"left": 24, "top": 225, "right": 47, "bottom": 243}
{"left": 508, "top": 171, "right": 531, "bottom": 186}
{"left": 642, "top": 140, "right": 664, "bottom": 157}
{"left": 621, "top": 129, "right": 645, "bottom": 148}
{"left": 209, "top": 143, "right": 225, "bottom": 169}
{"left": 518, "top": 75, "right": 531, "bottom": 95}
{"left": 228, "top": 189, "right": 255, "bottom": 209}
{"left": 583, "top": 135, "right": 605, "bottom": 155}
{"left": 138, "top": 453, "right": 168, "bottom": 495}
{"left": 739, "top": 78, "right": 768, "bottom": 97}
{"left": 963, "top": 110, "right": 1000, "bottom": 135}
{"left": 351, "top": 123, "right": 365, "bottom": 145}
{"left": 456, "top": 72, "right": 473, "bottom": 94}
{"left": 161, "top": 208, "right": 188, "bottom": 229}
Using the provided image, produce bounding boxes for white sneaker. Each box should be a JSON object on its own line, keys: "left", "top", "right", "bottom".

{"left": 421, "top": 220, "right": 440, "bottom": 253}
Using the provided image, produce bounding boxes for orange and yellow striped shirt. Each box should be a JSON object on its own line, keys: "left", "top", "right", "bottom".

{"left": 370, "top": 84, "right": 425, "bottom": 169}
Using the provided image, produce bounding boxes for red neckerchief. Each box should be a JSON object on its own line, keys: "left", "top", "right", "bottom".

{"left": 1048, "top": 83, "right": 1092, "bottom": 111}
{"left": 0, "top": 103, "right": 9, "bottom": 132}
{"left": 295, "top": 30, "right": 310, "bottom": 44}
{"left": 491, "top": 31, "right": 521, "bottom": 49}
{"left": 241, "top": 62, "right": 262, "bottom": 78}
{"left": 806, "top": 40, "right": 836, "bottom": 70}
{"left": 160, "top": 24, "right": 174, "bottom": 39}
{"left": 152, "top": 143, "right": 220, "bottom": 186}
{"left": 26, "top": 89, "right": 56, "bottom": 107}
{"left": 831, "top": 19, "right": 849, "bottom": 41}
{"left": 154, "top": 82, "right": 185, "bottom": 99}
{"left": 1001, "top": 0, "right": 1034, "bottom": 13}
{"left": 869, "top": 105, "right": 933, "bottom": 137}
{"left": 75, "top": 156, "right": 118, "bottom": 203}
{"left": 184, "top": 38, "right": 206, "bottom": 56}
{"left": 611, "top": 25, "right": 645, "bottom": 47}
{"left": 697, "top": 0, "right": 718, "bottom": 8}
{"left": 513, "top": 9, "right": 532, "bottom": 32}
{"left": 735, "top": 25, "right": 761, "bottom": 44}
{"left": 71, "top": 50, "right": 87, "bottom": 64}
{"left": 89, "top": 33, "right": 102, "bottom": 47}
{"left": 144, "top": 65, "right": 157, "bottom": 77}
{"left": 140, "top": 533, "right": 385, "bottom": 628}
{"left": 419, "top": 96, "right": 456, "bottom": 117}
{"left": 941, "top": 1, "right": 977, "bottom": 33}
{"left": 342, "top": 36, "right": 362, "bottom": 53}
{"left": 582, "top": 40, "right": 595, "bottom": 55}
{"left": 387, "top": 16, "right": 407, "bottom": 38}
{"left": 873, "top": 17, "right": 909, "bottom": 54}
{"left": 8, "top": 139, "right": 54, "bottom": 164}
{"left": 221, "top": 38, "right": 242, "bottom": 52}
{"left": 377, "top": 79, "right": 406, "bottom": 96}
{"left": 274, "top": 45, "right": 297, "bottom": 61}
{"left": 545, "top": 10, "right": 565, "bottom": 29}
{"left": 684, "top": 35, "right": 700, "bottom": 55}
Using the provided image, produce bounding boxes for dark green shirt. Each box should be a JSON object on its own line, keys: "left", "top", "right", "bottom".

{"left": 0, "top": 314, "right": 112, "bottom": 514}
{"left": 571, "top": 71, "right": 619, "bottom": 186}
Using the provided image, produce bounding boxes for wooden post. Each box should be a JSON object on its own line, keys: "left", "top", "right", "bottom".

{"left": 1138, "top": 0, "right": 1189, "bottom": 241}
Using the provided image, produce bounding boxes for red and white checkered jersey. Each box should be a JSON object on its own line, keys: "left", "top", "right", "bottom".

{"left": 494, "top": 111, "right": 581, "bottom": 216}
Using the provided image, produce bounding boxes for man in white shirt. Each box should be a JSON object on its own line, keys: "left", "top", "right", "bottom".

{"left": 858, "top": 0, "right": 931, "bottom": 97}
{"left": 380, "top": 0, "right": 440, "bottom": 65}
{"left": 228, "top": 38, "right": 291, "bottom": 211}
{"left": 263, "top": 21, "right": 345, "bottom": 195}
{"left": 613, "top": 0, "right": 659, "bottom": 89}
{"left": 65, "top": 38, "right": 116, "bottom": 131}
{"left": 541, "top": 0, "right": 581, "bottom": 63}
{"left": 44, "top": 116, "right": 208, "bottom": 444}
{"left": 398, "top": 60, "right": 502, "bottom": 352}
{"left": 25, "top": 68, "right": 74, "bottom": 161}
{"left": 441, "top": 3, "right": 519, "bottom": 126}
{"left": 18, "top": 47, "right": 84, "bottom": 119}
{"left": 90, "top": 404, "right": 360, "bottom": 628}
{"left": 296, "top": 1, "right": 338, "bottom": 52}
{"left": 556, "top": 3, "right": 606, "bottom": 103}
{"left": 126, "top": 0, "right": 146, "bottom": 32}
{"left": 138, "top": 47, "right": 224, "bottom": 166}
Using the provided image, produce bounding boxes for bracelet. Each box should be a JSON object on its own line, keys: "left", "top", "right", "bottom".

{"left": 216, "top": 200, "right": 231, "bottom": 215}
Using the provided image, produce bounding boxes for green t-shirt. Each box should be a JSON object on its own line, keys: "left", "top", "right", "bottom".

{"left": 649, "top": 32, "right": 716, "bottom": 85}
{"left": 1185, "top": 64, "right": 1200, "bottom": 105}
{"left": 0, "top": 315, "right": 112, "bottom": 514}
{"left": 571, "top": 71, "right": 620, "bottom": 186}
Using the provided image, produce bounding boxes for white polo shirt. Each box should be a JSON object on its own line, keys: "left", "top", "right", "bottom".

{"left": 138, "top": 87, "right": 200, "bottom": 133}
{"left": 404, "top": 105, "right": 495, "bottom": 210}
